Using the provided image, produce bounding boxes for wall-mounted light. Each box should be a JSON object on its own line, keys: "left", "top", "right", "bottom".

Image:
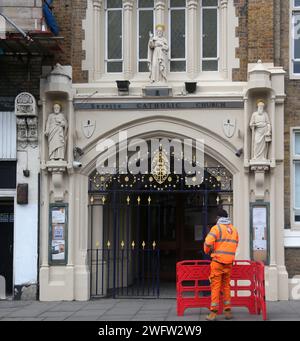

{"left": 185, "top": 82, "right": 197, "bottom": 94}
{"left": 116, "top": 80, "right": 130, "bottom": 95}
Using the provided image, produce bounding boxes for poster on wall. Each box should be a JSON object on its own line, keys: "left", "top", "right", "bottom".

{"left": 49, "top": 204, "right": 68, "bottom": 264}
{"left": 251, "top": 204, "right": 269, "bottom": 264}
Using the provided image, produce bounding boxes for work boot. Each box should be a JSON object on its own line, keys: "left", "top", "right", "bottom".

{"left": 224, "top": 309, "right": 233, "bottom": 320}
{"left": 206, "top": 311, "right": 218, "bottom": 321}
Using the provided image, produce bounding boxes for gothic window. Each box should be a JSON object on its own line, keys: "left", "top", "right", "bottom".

{"left": 201, "top": 0, "right": 219, "bottom": 71}
{"left": 169, "top": 0, "right": 186, "bottom": 72}
{"left": 105, "top": 0, "right": 123, "bottom": 73}
{"left": 138, "top": 0, "right": 154, "bottom": 72}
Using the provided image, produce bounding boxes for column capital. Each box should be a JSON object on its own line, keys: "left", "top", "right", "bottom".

{"left": 155, "top": 0, "right": 166, "bottom": 11}
{"left": 92, "top": 0, "right": 103, "bottom": 10}
{"left": 220, "top": 0, "right": 228, "bottom": 9}
{"left": 123, "top": 0, "right": 134, "bottom": 10}
{"left": 187, "top": 0, "right": 198, "bottom": 10}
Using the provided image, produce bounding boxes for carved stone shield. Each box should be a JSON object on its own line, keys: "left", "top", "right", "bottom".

{"left": 223, "top": 118, "right": 236, "bottom": 138}
{"left": 82, "top": 119, "right": 96, "bottom": 139}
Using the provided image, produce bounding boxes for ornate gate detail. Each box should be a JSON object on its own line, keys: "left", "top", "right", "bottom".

{"left": 88, "top": 166, "right": 233, "bottom": 298}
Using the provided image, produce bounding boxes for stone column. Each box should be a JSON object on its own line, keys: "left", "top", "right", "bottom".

{"left": 187, "top": 0, "right": 198, "bottom": 79}
{"left": 41, "top": 171, "right": 49, "bottom": 267}
{"left": 67, "top": 99, "right": 74, "bottom": 169}
{"left": 92, "top": 0, "right": 103, "bottom": 80}
{"left": 155, "top": 0, "right": 166, "bottom": 26}
{"left": 270, "top": 96, "right": 276, "bottom": 167}
{"left": 41, "top": 98, "right": 47, "bottom": 169}
{"left": 123, "top": 0, "right": 134, "bottom": 79}
{"left": 220, "top": 0, "right": 228, "bottom": 79}
{"left": 244, "top": 97, "right": 250, "bottom": 167}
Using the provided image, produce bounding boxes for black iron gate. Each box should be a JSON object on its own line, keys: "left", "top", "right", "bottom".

{"left": 88, "top": 167, "right": 233, "bottom": 298}
{"left": 88, "top": 199, "right": 161, "bottom": 298}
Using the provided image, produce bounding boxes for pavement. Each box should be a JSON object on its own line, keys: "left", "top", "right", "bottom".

{"left": 0, "top": 299, "right": 300, "bottom": 321}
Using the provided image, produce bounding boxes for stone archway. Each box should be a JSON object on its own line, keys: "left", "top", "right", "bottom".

{"left": 74, "top": 118, "right": 246, "bottom": 300}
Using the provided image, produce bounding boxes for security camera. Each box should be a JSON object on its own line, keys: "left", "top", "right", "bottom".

{"left": 235, "top": 148, "right": 244, "bottom": 158}
{"left": 73, "top": 161, "right": 82, "bottom": 168}
{"left": 73, "top": 146, "right": 84, "bottom": 159}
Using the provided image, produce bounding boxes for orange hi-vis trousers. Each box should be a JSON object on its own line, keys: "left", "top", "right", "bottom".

{"left": 209, "top": 260, "right": 232, "bottom": 312}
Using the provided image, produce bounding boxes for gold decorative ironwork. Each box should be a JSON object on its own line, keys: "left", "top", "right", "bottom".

{"left": 131, "top": 241, "right": 135, "bottom": 249}
{"left": 95, "top": 241, "right": 100, "bottom": 248}
{"left": 102, "top": 196, "right": 106, "bottom": 205}
{"left": 121, "top": 241, "right": 125, "bottom": 249}
{"left": 148, "top": 196, "right": 151, "bottom": 205}
{"left": 216, "top": 196, "right": 220, "bottom": 204}
{"left": 137, "top": 196, "right": 141, "bottom": 205}
{"left": 90, "top": 195, "right": 94, "bottom": 204}
{"left": 107, "top": 240, "right": 111, "bottom": 249}
{"left": 142, "top": 241, "right": 146, "bottom": 249}
{"left": 151, "top": 148, "right": 170, "bottom": 184}
{"left": 152, "top": 241, "right": 156, "bottom": 250}
{"left": 126, "top": 196, "right": 130, "bottom": 205}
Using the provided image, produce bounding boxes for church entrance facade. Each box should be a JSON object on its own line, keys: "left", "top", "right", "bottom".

{"left": 38, "top": 61, "right": 289, "bottom": 302}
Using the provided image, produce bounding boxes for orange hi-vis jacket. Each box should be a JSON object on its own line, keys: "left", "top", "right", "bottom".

{"left": 204, "top": 223, "right": 239, "bottom": 264}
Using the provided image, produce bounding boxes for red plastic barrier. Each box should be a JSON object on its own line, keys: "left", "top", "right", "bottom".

{"left": 176, "top": 260, "right": 267, "bottom": 320}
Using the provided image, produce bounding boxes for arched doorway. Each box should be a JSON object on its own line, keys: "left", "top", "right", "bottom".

{"left": 87, "top": 150, "right": 233, "bottom": 298}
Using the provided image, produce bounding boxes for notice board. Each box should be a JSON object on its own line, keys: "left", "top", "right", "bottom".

{"left": 49, "top": 203, "right": 68, "bottom": 265}
{"left": 250, "top": 203, "right": 269, "bottom": 265}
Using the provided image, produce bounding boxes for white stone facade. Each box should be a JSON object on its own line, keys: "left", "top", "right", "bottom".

{"left": 38, "top": 1, "right": 289, "bottom": 302}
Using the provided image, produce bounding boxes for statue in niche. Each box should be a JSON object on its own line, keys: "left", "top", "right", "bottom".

{"left": 148, "top": 24, "right": 169, "bottom": 83}
{"left": 45, "top": 103, "right": 68, "bottom": 161}
{"left": 250, "top": 100, "right": 272, "bottom": 161}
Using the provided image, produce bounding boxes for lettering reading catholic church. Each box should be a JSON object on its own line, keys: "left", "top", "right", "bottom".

{"left": 75, "top": 101, "right": 244, "bottom": 111}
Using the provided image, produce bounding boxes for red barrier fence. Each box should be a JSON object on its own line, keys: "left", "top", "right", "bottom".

{"left": 176, "top": 260, "right": 267, "bottom": 320}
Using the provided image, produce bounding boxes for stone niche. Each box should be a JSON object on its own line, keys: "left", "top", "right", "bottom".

{"left": 41, "top": 64, "right": 73, "bottom": 203}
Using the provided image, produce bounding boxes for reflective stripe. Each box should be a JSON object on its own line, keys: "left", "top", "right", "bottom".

{"left": 205, "top": 243, "right": 213, "bottom": 248}
{"left": 216, "top": 239, "right": 238, "bottom": 244}
{"left": 214, "top": 251, "right": 236, "bottom": 256}
{"left": 217, "top": 224, "right": 222, "bottom": 240}
{"left": 211, "top": 302, "right": 218, "bottom": 307}
{"left": 224, "top": 301, "right": 231, "bottom": 305}
{"left": 208, "top": 232, "right": 217, "bottom": 239}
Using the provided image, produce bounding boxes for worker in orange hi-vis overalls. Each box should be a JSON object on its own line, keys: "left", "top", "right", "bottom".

{"left": 204, "top": 208, "right": 239, "bottom": 321}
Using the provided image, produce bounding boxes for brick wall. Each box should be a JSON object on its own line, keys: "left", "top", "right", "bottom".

{"left": 233, "top": 0, "right": 275, "bottom": 81}
{"left": 52, "top": 0, "right": 88, "bottom": 83}
{"left": 0, "top": 56, "right": 42, "bottom": 100}
{"left": 277, "top": 0, "right": 300, "bottom": 229}
{"left": 285, "top": 249, "right": 300, "bottom": 277}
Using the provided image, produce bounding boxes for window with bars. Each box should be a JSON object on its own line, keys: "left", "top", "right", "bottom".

{"left": 292, "top": 0, "right": 300, "bottom": 75}
{"left": 105, "top": 0, "right": 123, "bottom": 73}
{"left": 138, "top": 0, "right": 154, "bottom": 72}
{"left": 169, "top": 0, "right": 186, "bottom": 72}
